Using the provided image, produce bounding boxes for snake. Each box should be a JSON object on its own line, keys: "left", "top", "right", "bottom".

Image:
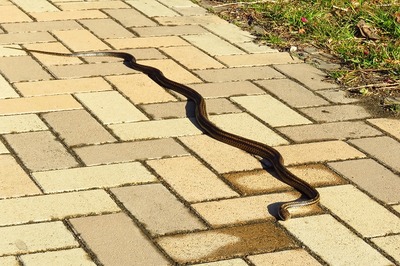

{"left": 12, "top": 48, "right": 320, "bottom": 220}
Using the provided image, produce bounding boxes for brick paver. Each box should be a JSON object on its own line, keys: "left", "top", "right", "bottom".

{"left": 0, "top": 0, "right": 399, "bottom": 265}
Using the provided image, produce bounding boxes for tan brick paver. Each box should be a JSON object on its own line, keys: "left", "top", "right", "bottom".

{"left": 20, "top": 248, "right": 96, "bottom": 266}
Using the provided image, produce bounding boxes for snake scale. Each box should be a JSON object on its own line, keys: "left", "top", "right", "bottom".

{"left": 16, "top": 48, "right": 320, "bottom": 220}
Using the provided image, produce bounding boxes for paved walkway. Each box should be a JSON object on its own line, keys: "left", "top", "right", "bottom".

{"left": 0, "top": 0, "right": 399, "bottom": 265}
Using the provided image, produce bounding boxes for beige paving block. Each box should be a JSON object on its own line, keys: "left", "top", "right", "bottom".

{"left": 232, "top": 95, "right": 311, "bottom": 127}
{"left": 106, "top": 73, "right": 177, "bottom": 104}
{"left": 0, "top": 44, "right": 26, "bottom": 57}
{"left": 15, "top": 77, "right": 112, "bottom": 96}
{"left": 58, "top": 1, "right": 129, "bottom": 10}
{"left": 189, "top": 81, "right": 265, "bottom": 98}
{"left": 183, "top": 33, "right": 245, "bottom": 56}
{"left": 248, "top": 249, "right": 322, "bottom": 266}
{"left": 204, "top": 23, "right": 255, "bottom": 44}
{"left": 319, "top": 185, "right": 400, "bottom": 237}
{"left": 274, "top": 140, "right": 366, "bottom": 165}
{"left": 42, "top": 109, "right": 116, "bottom": 146}
{"left": 350, "top": 136, "right": 400, "bottom": 172}
{"left": 190, "top": 259, "right": 248, "bottom": 266}
{"left": 31, "top": 10, "right": 108, "bottom": 21}
{"left": 368, "top": 118, "right": 400, "bottom": 140}
{"left": 0, "top": 32, "right": 55, "bottom": 45}
{"left": 0, "top": 5, "right": 31, "bottom": 23}
{"left": 217, "top": 53, "right": 298, "bottom": 67}
{"left": 79, "top": 18, "right": 134, "bottom": 39}
{"left": 110, "top": 117, "right": 202, "bottom": 140}
{"left": 134, "top": 25, "right": 207, "bottom": 37}
{"left": 21, "top": 248, "right": 95, "bottom": 266}
{"left": 173, "top": 6, "right": 209, "bottom": 16}
{"left": 0, "top": 256, "right": 18, "bottom": 266}
{"left": 0, "top": 189, "right": 119, "bottom": 226}
{"left": 0, "top": 94, "right": 81, "bottom": 116}
{"left": 255, "top": 79, "right": 329, "bottom": 108}
{"left": 278, "top": 121, "right": 382, "bottom": 142}
{"left": 161, "top": 46, "right": 224, "bottom": 70}
{"left": 157, "top": 0, "right": 198, "bottom": 7}
{"left": 155, "top": 15, "right": 229, "bottom": 26}
{"left": 4, "top": 131, "right": 79, "bottom": 171}
{"left": 74, "top": 138, "right": 188, "bottom": 166}
{"left": 157, "top": 222, "right": 296, "bottom": 264}
{"left": 108, "top": 36, "right": 188, "bottom": 49}
{"left": 13, "top": 0, "right": 57, "bottom": 12}
{"left": 127, "top": 0, "right": 179, "bottom": 17}
{"left": 300, "top": 104, "right": 371, "bottom": 122}
{"left": 275, "top": 64, "right": 338, "bottom": 90}
{"left": 0, "top": 114, "right": 47, "bottom": 134}
{"left": 112, "top": 183, "right": 206, "bottom": 235}
{"left": 236, "top": 42, "right": 278, "bottom": 53}
{"left": 3, "top": 20, "right": 82, "bottom": 33}
{"left": 104, "top": 8, "right": 156, "bottom": 27}
{"left": 0, "top": 75, "right": 19, "bottom": 99}
{"left": 0, "top": 142, "right": 8, "bottom": 154}
{"left": 317, "top": 89, "right": 359, "bottom": 104}
{"left": 148, "top": 156, "right": 238, "bottom": 202}
{"left": 52, "top": 29, "right": 109, "bottom": 52}
{"left": 393, "top": 205, "right": 400, "bottom": 214}
{"left": 179, "top": 135, "right": 261, "bottom": 173}
{"left": 25, "top": 42, "right": 82, "bottom": 65}
{"left": 371, "top": 234, "right": 400, "bottom": 263}
{"left": 0, "top": 155, "right": 41, "bottom": 198}
{"left": 0, "top": 56, "right": 52, "bottom": 82}
{"left": 0, "top": 222, "right": 78, "bottom": 256}
{"left": 75, "top": 91, "right": 148, "bottom": 124}
{"left": 195, "top": 66, "right": 284, "bottom": 82}
{"left": 70, "top": 213, "right": 169, "bottom": 266}
{"left": 281, "top": 214, "right": 392, "bottom": 265}
{"left": 210, "top": 113, "right": 289, "bottom": 146}
{"left": 329, "top": 159, "right": 400, "bottom": 204}
{"left": 33, "top": 162, "right": 157, "bottom": 193}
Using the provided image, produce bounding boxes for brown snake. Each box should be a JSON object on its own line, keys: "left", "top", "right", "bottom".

{"left": 13, "top": 48, "right": 320, "bottom": 220}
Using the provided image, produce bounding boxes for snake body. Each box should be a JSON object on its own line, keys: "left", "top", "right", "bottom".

{"left": 21, "top": 49, "right": 319, "bottom": 220}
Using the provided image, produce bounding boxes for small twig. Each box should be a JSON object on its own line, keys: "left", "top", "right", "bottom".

{"left": 347, "top": 82, "right": 399, "bottom": 91}
{"left": 332, "top": 5, "right": 348, "bottom": 12}
{"left": 214, "top": 0, "right": 275, "bottom": 8}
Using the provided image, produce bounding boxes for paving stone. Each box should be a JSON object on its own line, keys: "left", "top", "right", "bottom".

{"left": 368, "top": 118, "right": 400, "bottom": 140}
{"left": 300, "top": 104, "right": 371, "bottom": 122}
{"left": 15, "top": 77, "right": 112, "bottom": 96}
{"left": 30, "top": 10, "right": 108, "bottom": 21}
{"left": 189, "top": 81, "right": 265, "bottom": 98}
{"left": 0, "top": 189, "right": 119, "bottom": 226}
{"left": 0, "top": 222, "right": 78, "bottom": 256}
{"left": 157, "top": 222, "right": 296, "bottom": 264}
{"left": 156, "top": 15, "right": 229, "bottom": 26}
{"left": 210, "top": 113, "right": 288, "bottom": 146}
{"left": 0, "top": 56, "right": 52, "bottom": 82}
{"left": 42, "top": 109, "right": 116, "bottom": 146}
{"left": 232, "top": 95, "right": 311, "bottom": 127}
{"left": 52, "top": 29, "right": 109, "bottom": 52}
{"left": 179, "top": 135, "right": 261, "bottom": 173}
{"left": 204, "top": 23, "right": 255, "bottom": 44}
{"left": 20, "top": 248, "right": 95, "bottom": 266}
{"left": 371, "top": 234, "right": 400, "bottom": 263}
{"left": 0, "top": 74, "right": 19, "bottom": 98}
{"left": 147, "top": 156, "right": 238, "bottom": 202}
{"left": 0, "top": 142, "right": 8, "bottom": 154}
{"left": 277, "top": 121, "right": 382, "bottom": 142}
{"left": 106, "top": 73, "right": 176, "bottom": 104}
{"left": 255, "top": 79, "right": 329, "bottom": 108}
{"left": 0, "top": 155, "right": 41, "bottom": 198}
{"left": 112, "top": 183, "right": 206, "bottom": 235}
{"left": 126, "top": 0, "right": 180, "bottom": 17}
{"left": 74, "top": 138, "right": 188, "bottom": 166}
{"left": 329, "top": 159, "right": 400, "bottom": 204}
{"left": 282, "top": 214, "right": 391, "bottom": 266}
{"left": 248, "top": 249, "right": 322, "bottom": 266}
{"left": 195, "top": 66, "right": 284, "bottom": 82}
{"left": 173, "top": 6, "right": 209, "bottom": 16}
{"left": 183, "top": 33, "right": 244, "bottom": 56}
{"left": 104, "top": 8, "right": 157, "bottom": 27}
{"left": 274, "top": 140, "right": 365, "bottom": 165}
{"left": 0, "top": 5, "right": 31, "bottom": 23}
{"left": 24, "top": 42, "right": 83, "bottom": 65}
{"left": 317, "top": 89, "right": 359, "bottom": 104}
{"left": 0, "top": 44, "right": 26, "bottom": 57}
{"left": 161, "top": 46, "right": 224, "bottom": 70}
{"left": 0, "top": 95, "right": 81, "bottom": 116}
{"left": 0, "top": 114, "right": 47, "bottom": 134}
{"left": 349, "top": 136, "right": 400, "bottom": 172}
{"left": 275, "top": 64, "right": 338, "bottom": 90}
{"left": 3, "top": 20, "right": 82, "bottom": 32}
{"left": 108, "top": 36, "right": 188, "bottom": 49}
{"left": 217, "top": 53, "right": 298, "bottom": 67}
{"left": 0, "top": 32, "right": 55, "bottom": 45}
{"left": 393, "top": 205, "right": 400, "bottom": 214}
{"left": 12, "top": 0, "right": 57, "bottom": 12}
{"left": 110, "top": 117, "right": 202, "bottom": 140}
{"left": 157, "top": 0, "right": 198, "bottom": 7}
{"left": 236, "top": 42, "right": 278, "bottom": 53}
{"left": 75, "top": 91, "right": 148, "bottom": 124}
{"left": 318, "top": 185, "right": 400, "bottom": 237}
{"left": 134, "top": 25, "right": 207, "bottom": 37}
{"left": 58, "top": 1, "right": 129, "bottom": 10}
{"left": 79, "top": 18, "right": 134, "bottom": 39}
{"left": 70, "top": 213, "right": 170, "bottom": 266}
{"left": 33, "top": 162, "right": 157, "bottom": 193}
{"left": 4, "top": 131, "right": 79, "bottom": 171}
{"left": 0, "top": 257, "right": 18, "bottom": 266}
{"left": 190, "top": 259, "right": 248, "bottom": 266}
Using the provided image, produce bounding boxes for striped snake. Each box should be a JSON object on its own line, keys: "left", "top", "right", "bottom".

{"left": 14, "top": 48, "right": 320, "bottom": 220}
